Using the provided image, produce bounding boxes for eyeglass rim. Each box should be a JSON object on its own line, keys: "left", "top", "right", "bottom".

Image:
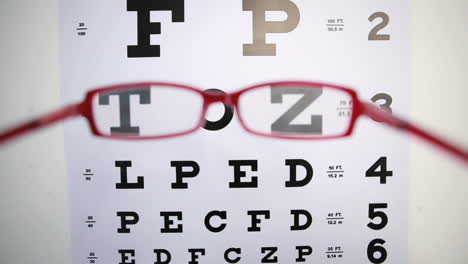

{"left": 82, "top": 81, "right": 363, "bottom": 140}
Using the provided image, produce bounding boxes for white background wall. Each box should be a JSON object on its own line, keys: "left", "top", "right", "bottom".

{"left": 0, "top": 0, "right": 467, "bottom": 263}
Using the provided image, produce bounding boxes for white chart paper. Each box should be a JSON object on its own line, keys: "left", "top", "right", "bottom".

{"left": 60, "top": 1, "right": 410, "bottom": 263}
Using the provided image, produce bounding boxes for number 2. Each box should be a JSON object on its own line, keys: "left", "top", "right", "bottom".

{"left": 368, "top": 12, "right": 390, "bottom": 41}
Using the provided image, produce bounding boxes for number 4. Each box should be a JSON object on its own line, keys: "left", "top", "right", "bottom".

{"left": 366, "top": 157, "right": 393, "bottom": 184}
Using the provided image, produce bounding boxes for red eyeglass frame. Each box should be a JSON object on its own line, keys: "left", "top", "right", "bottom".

{"left": 0, "top": 81, "right": 467, "bottom": 165}
{"left": 86, "top": 81, "right": 362, "bottom": 141}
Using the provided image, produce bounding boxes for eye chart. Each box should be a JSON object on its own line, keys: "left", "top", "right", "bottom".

{"left": 60, "top": 1, "right": 410, "bottom": 263}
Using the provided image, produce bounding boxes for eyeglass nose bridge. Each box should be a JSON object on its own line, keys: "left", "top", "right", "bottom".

{"left": 203, "top": 89, "right": 235, "bottom": 107}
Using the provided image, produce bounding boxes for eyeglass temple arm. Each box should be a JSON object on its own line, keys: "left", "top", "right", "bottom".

{"left": 0, "top": 103, "right": 84, "bottom": 145}
{"left": 361, "top": 102, "right": 468, "bottom": 164}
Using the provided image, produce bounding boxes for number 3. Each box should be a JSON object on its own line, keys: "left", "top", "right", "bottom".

{"left": 371, "top": 93, "right": 392, "bottom": 123}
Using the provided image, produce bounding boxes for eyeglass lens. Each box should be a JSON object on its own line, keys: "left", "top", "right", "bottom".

{"left": 238, "top": 84, "right": 353, "bottom": 137}
{"left": 93, "top": 85, "right": 204, "bottom": 137}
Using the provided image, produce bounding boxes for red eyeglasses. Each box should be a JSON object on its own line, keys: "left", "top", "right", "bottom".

{"left": 1, "top": 81, "right": 467, "bottom": 164}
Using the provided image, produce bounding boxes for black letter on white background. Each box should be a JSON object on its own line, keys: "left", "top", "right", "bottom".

{"left": 229, "top": 160, "right": 258, "bottom": 188}
{"left": 118, "top": 249, "right": 136, "bottom": 264}
{"left": 127, "top": 0, "right": 185, "bottom": 57}
{"left": 160, "top": 211, "right": 183, "bottom": 233}
{"left": 205, "top": 210, "right": 227, "bottom": 233}
{"left": 115, "top": 161, "right": 144, "bottom": 189}
{"left": 290, "top": 209, "right": 312, "bottom": 231}
{"left": 117, "top": 211, "right": 140, "bottom": 233}
{"left": 154, "top": 249, "right": 171, "bottom": 264}
{"left": 261, "top": 247, "right": 278, "bottom": 263}
{"left": 224, "top": 248, "right": 242, "bottom": 263}
{"left": 171, "top": 161, "right": 200, "bottom": 189}
{"left": 188, "top": 248, "right": 205, "bottom": 264}
{"left": 285, "top": 159, "right": 313, "bottom": 187}
{"left": 248, "top": 210, "right": 271, "bottom": 232}
{"left": 296, "top": 246, "right": 313, "bottom": 262}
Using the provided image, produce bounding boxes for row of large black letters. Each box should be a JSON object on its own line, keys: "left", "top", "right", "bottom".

{"left": 118, "top": 210, "right": 312, "bottom": 234}
{"left": 118, "top": 246, "right": 313, "bottom": 264}
{"left": 115, "top": 159, "right": 315, "bottom": 189}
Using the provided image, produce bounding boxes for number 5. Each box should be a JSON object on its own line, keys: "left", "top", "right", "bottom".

{"left": 368, "top": 203, "right": 388, "bottom": 230}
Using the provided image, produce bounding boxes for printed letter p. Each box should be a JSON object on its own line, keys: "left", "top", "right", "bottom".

{"left": 243, "top": 0, "right": 300, "bottom": 56}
